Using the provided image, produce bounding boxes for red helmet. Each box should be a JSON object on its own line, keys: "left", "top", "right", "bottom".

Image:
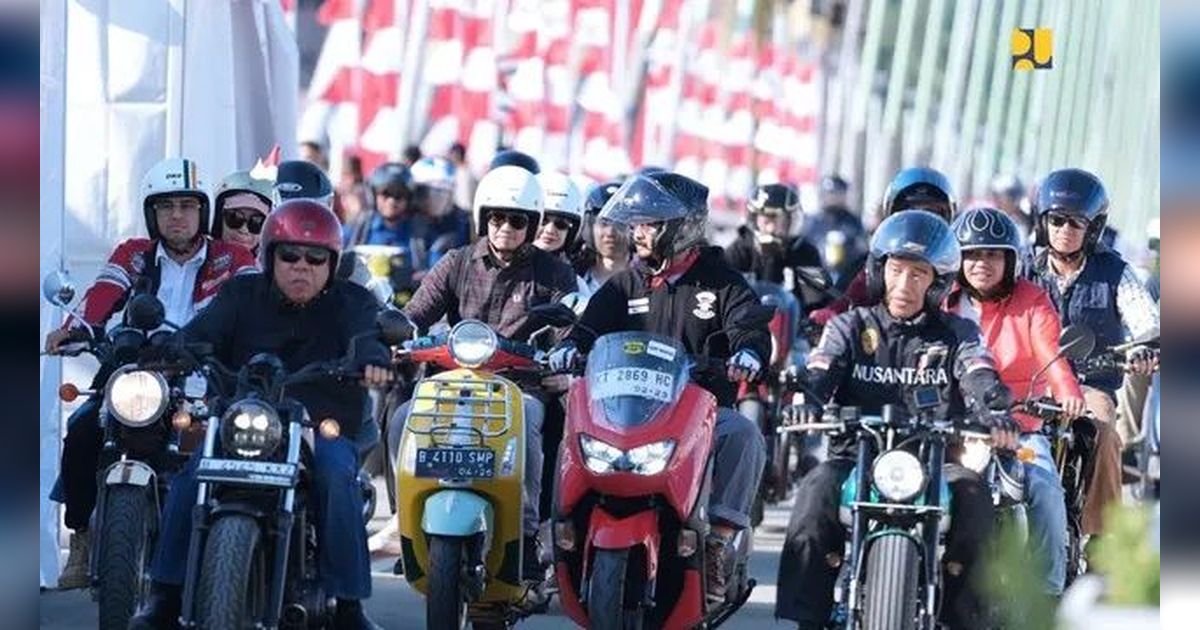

{"left": 259, "top": 199, "right": 343, "bottom": 277}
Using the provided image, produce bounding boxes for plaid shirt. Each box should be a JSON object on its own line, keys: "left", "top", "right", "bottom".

{"left": 404, "top": 239, "right": 578, "bottom": 341}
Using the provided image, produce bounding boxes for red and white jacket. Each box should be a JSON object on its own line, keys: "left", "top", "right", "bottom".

{"left": 62, "top": 237, "right": 258, "bottom": 331}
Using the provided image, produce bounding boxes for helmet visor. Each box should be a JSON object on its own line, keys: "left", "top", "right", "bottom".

{"left": 597, "top": 175, "right": 691, "bottom": 228}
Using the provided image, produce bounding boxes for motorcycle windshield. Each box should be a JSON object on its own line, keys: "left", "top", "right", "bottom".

{"left": 585, "top": 332, "right": 689, "bottom": 429}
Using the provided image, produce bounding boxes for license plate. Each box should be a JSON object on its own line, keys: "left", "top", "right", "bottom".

{"left": 196, "top": 458, "right": 299, "bottom": 488}
{"left": 414, "top": 448, "right": 495, "bottom": 479}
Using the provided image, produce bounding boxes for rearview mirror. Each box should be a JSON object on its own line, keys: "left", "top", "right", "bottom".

{"left": 377, "top": 310, "right": 416, "bottom": 346}
{"left": 1059, "top": 325, "right": 1096, "bottom": 361}
{"left": 126, "top": 294, "right": 166, "bottom": 331}
{"left": 795, "top": 266, "right": 829, "bottom": 292}
{"left": 42, "top": 270, "right": 76, "bottom": 307}
{"left": 528, "top": 302, "right": 578, "bottom": 328}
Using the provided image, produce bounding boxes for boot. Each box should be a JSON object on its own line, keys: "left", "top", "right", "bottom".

{"left": 128, "top": 581, "right": 181, "bottom": 630}
{"left": 333, "top": 598, "right": 383, "bottom": 630}
{"left": 522, "top": 536, "right": 546, "bottom": 582}
{"left": 56, "top": 531, "right": 90, "bottom": 590}
{"left": 704, "top": 531, "right": 734, "bottom": 606}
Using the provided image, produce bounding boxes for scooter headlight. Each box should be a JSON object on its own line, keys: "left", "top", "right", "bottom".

{"left": 872, "top": 450, "right": 926, "bottom": 502}
{"left": 580, "top": 434, "right": 622, "bottom": 474}
{"left": 448, "top": 320, "right": 498, "bottom": 368}
{"left": 960, "top": 437, "right": 992, "bottom": 474}
{"left": 105, "top": 367, "right": 170, "bottom": 428}
{"left": 220, "top": 400, "right": 283, "bottom": 459}
{"left": 626, "top": 440, "right": 676, "bottom": 475}
{"left": 579, "top": 435, "right": 675, "bottom": 476}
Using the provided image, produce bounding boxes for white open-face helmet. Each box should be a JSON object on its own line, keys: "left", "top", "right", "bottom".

{"left": 473, "top": 165, "right": 544, "bottom": 241}
{"left": 536, "top": 171, "right": 585, "bottom": 246}
{"left": 140, "top": 157, "right": 211, "bottom": 240}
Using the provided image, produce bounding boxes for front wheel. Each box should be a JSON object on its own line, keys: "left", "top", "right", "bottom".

{"left": 587, "top": 549, "right": 643, "bottom": 630}
{"left": 96, "top": 485, "right": 152, "bottom": 630}
{"left": 861, "top": 535, "right": 920, "bottom": 630}
{"left": 195, "top": 515, "right": 266, "bottom": 630}
{"left": 426, "top": 536, "right": 469, "bottom": 630}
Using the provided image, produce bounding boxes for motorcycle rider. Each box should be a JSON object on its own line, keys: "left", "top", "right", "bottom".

{"left": 533, "top": 171, "right": 585, "bottom": 258}
{"left": 343, "top": 161, "right": 420, "bottom": 247}
{"left": 804, "top": 174, "right": 868, "bottom": 286}
{"left": 724, "top": 182, "right": 828, "bottom": 309}
{"left": 131, "top": 199, "right": 392, "bottom": 630}
{"left": 211, "top": 169, "right": 275, "bottom": 255}
{"left": 573, "top": 179, "right": 631, "bottom": 297}
{"left": 944, "top": 206, "right": 1086, "bottom": 596}
{"left": 776, "top": 210, "right": 1014, "bottom": 629}
{"left": 810, "top": 166, "right": 957, "bottom": 326}
{"left": 988, "top": 173, "right": 1033, "bottom": 240}
{"left": 386, "top": 165, "right": 579, "bottom": 578}
{"left": 411, "top": 155, "right": 471, "bottom": 264}
{"left": 547, "top": 171, "right": 770, "bottom": 605}
{"left": 44, "top": 157, "right": 257, "bottom": 590}
{"left": 1028, "top": 168, "right": 1159, "bottom": 536}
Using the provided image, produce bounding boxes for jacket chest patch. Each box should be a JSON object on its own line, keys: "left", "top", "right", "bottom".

{"left": 628, "top": 297, "right": 649, "bottom": 314}
{"left": 692, "top": 291, "right": 717, "bottom": 320}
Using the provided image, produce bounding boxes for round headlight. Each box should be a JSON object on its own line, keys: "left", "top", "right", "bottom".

{"left": 872, "top": 449, "right": 926, "bottom": 502}
{"left": 448, "top": 320, "right": 498, "bottom": 368}
{"left": 105, "top": 368, "right": 169, "bottom": 428}
{"left": 220, "top": 400, "right": 283, "bottom": 459}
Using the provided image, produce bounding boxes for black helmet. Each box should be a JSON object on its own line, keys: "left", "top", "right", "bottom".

{"left": 866, "top": 209, "right": 961, "bottom": 312}
{"left": 274, "top": 160, "right": 333, "bottom": 205}
{"left": 952, "top": 206, "right": 1023, "bottom": 292}
{"left": 748, "top": 183, "right": 801, "bottom": 219}
{"left": 367, "top": 162, "right": 413, "bottom": 200}
{"left": 488, "top": 149, "right": 540, "bottom": 174}
{"left": 599, "top": 172, "right": 708, "bottom": 269}
{"left": 584, "top": 180, "right": 623, "bottom": 219}
{"left": 882, "top": 167, "right": 956, "bottom": 221}
{"left": 1034, "top": 168, "right": 1109, "bottom": 253}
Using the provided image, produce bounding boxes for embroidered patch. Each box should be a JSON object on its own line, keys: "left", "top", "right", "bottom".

{"left": 628, "top": 297, "right": 650, "bottom": 314}
{"left": 693, "top": 291, "right": 717, "bottom": 320}
{"left": 210, "top": 252, "right": 232, "bottom": 271}
{"left": 860, "top": 327, "right": 880, "bottom": 354}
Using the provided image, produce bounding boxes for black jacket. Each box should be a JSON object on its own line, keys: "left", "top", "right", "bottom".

{"left": 807, "top": 304, "right": 1007, "bottom": 456}
{"left": 724, "top": 228, "right": 827, "bottom": 309}
{"left": 182, "top": 274, "right": 389, "bottom": 437}
{"left": 568, "top": 246, "right": 771, "bottom": 407}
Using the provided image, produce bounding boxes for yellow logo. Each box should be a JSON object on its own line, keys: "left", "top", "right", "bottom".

{"left": 861, "top": 328, "right": 880, "bottom": 354}
{"left": 623, "top": 341, "right": 645, "bottom": 355}
{"left": 1012, "top": 28, "right": 1052, "bottom": 71}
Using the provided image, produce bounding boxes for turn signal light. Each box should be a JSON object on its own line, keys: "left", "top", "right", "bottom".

{"left": 172, "top": 410, "right": 193, "bottom": 431}
{"left": 1016, "top": 447, "right": 1035, "bottom": 463}
{"left": 59, "top": 383, "right": 80, "bottom": 402}
{"left": 319, "top": 418, "right": 341, "bottom": 440}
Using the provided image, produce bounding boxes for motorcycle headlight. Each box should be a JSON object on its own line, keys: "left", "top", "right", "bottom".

{"left": 579, "top": 435, "right": 675, "bottom": 476}
{"left": 579, "top": 434, "right": 623, "bottom": 474}
{"left": 872, "top": 449, "right": 926, "bottom": 502}
{"left": 105, "top": 368, "right": 169, "bottom": 428}
{"left": 961, "top": 437, "right": 992, "bottom": 474}
{"left": 448, "top": 320, "right": 498, "bottom": 368}
{"left": 626, "top": 440, "right": 676, "bottom": 475}
{"left": 220, "top": 400, "right": 283, "bottom": 459}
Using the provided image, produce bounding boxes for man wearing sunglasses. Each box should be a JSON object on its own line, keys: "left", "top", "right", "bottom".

{"left": 212, "top": 169, "right": 274, "bottom": 255}
{"left": 44, "top": 157, "right": 258, "bottom": 589}
{"left": 133, "top": 199, "right": 393, "bottom": 629}
{"left": 1028, "top": 168, "right": 1159, "bottom": 540}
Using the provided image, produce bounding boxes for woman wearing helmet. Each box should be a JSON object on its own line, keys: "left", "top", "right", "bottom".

{"left": 944, "top": 206, "right": 1086, "bottom": 597}
{"left": 573, "top": 179, "right": 632, "bottom": 296}
{"left": 532, "top": 171, "right": 584, "bottom": 256}
{"left": 212, "top": 169, "right": 274, "bottom": 255}
{"left": 776, "top": 210, "right": 1013, "bottom": 629}
{"left": 133, "top": 199, "right": 392, "bottom": 630}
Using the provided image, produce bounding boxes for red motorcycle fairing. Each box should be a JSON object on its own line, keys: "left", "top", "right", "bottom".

{"left": 556, "top": 378, "right": 718, "bottom": 521}
{"left": 584, "top": 507, "right": 660, "bottom": 578}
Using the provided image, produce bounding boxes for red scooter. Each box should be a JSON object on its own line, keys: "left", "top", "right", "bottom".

{"left": 552, "top": 329, "right": 759, "bottom": 629}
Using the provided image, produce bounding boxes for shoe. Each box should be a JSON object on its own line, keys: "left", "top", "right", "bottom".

{"left": 704, "top": 532, "right": 734, "bottom": 606}
{"left": 57, "top": 531, "right": 90, "bottom": 590}
{"left": 391, "top": 557, "right": 404, "bottom": 576}
{"left": 522, "top": 536, "right": 545, "bottom": 582}
{"left": 334, "top": 598, "right": 384, "bottom": 630}
{"left": 128, "top": 581, "right": 182, "bottom": 630}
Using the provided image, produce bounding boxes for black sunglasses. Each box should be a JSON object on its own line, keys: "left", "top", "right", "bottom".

{"left": 276, "top": 244, "right": 331, "bottom": 266}
{"left": 223, "top": 209, "right": 266, "bottom": 234}
{"left": 1047, "top": 213, "right": 1088, "bottom": 230}
{"left": 542, "top": 216, "right": 577, "bottom": 230}
{"left": 487, "top": 211, "right": 529, "bottom": 230}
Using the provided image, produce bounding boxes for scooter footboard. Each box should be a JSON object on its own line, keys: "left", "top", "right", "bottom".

{"left": 586, "top": 507, "right": 661, "bottom": 582}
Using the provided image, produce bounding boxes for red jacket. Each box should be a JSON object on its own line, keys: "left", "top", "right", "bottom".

{"left": 944, "top": 278, "right": 1083, "bottom": 431}
{"left": 63, "top": 237, "right": 257, "bottom": 331}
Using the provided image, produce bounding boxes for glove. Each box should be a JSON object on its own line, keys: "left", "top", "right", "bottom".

{"left": 548, "top": 341, "right": 579, "bottom": 373}
{"left": 726, "top": 349, "right": 763, "bottom": 383}
{"left": 982, "top": 384, "right": 1013, "bottom": 413}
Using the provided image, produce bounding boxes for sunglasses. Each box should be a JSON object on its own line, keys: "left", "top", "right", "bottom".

{"left": 223, "top": 209, "right": 266, "bottom": 234}
{"left": 487, "top": 211, "right": 529, "bottom": 230}
{"left": 1047, "top": 214, "right": 1088, "bottom": 230}
{"left": 542, "top": 216, "right": 577, "bottom": 231}
{"left": 276, "top": 244, "right": 331, "bottom": 266}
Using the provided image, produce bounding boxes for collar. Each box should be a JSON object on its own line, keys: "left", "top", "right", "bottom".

{"left": 646, "top": 248, "right": 701, "bottom": 289}
{"left": 370, "top": 212, "right": 410, "bottom": 233}
{"left": 472, "top": 238, "right": 533, "bottom": 267}
{"left": 156, "top": 240, "right": 207, "bottom": 268}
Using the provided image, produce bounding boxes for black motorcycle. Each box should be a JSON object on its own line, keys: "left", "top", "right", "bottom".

{"left": 175, "top": 312, "right": 410, "bottom": 629}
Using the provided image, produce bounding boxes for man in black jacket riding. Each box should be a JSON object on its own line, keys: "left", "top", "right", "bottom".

{"left": 549, "top": 171, "right": 769, "bottom": 605}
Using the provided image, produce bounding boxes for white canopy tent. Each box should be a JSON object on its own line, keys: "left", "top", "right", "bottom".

{"left": 39, "top": 0, "right": 298, "bottom": 586}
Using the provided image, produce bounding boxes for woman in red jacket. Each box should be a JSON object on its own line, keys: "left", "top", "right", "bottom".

{"left": 943, "top": 207, "right": 1087, "bottom": 597}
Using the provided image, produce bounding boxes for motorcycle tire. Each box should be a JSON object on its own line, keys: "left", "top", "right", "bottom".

{"left": 427, "top": 535, "right": 469, "bottom": 630}
{"left": 587, "top": 548, "right": 643, "bottom": 630}
{"left": 96, "top": 485, "right": 152, "bottom": 630}
{"left": 196, "top": 515, "right": 266, "bottom": 630}
{"left": 861, "top": 535, "right": 920, "bottom": 630}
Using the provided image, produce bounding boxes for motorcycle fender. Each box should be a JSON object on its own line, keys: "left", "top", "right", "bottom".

{"left": 586, "top": 508, "right": 660, "bottom": 581}
{"left": 103, "top": 460, "right": 156, "bottom": 487}
{"left": 421, "top": 490, "right": 494, "bottom": 538}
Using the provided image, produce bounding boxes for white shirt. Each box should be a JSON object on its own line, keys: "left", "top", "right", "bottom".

{"left": 155, "top": 242, "right": 207, "bottom": 326}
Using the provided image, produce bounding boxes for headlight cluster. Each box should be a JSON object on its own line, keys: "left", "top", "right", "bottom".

{"left": 105, "top": 368, "right": 169, "bottom": 428}
{"left": 448, "top": 320, "right": 498, "bottom": 368}
{"left": 220, "top": 400, "right": 283, "bottom": 459}
{"left": 871, "top": 450, "right": 926, "bottom": 502}
{"left": 579, "top": 434, "right": 675, "bottom": 476}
